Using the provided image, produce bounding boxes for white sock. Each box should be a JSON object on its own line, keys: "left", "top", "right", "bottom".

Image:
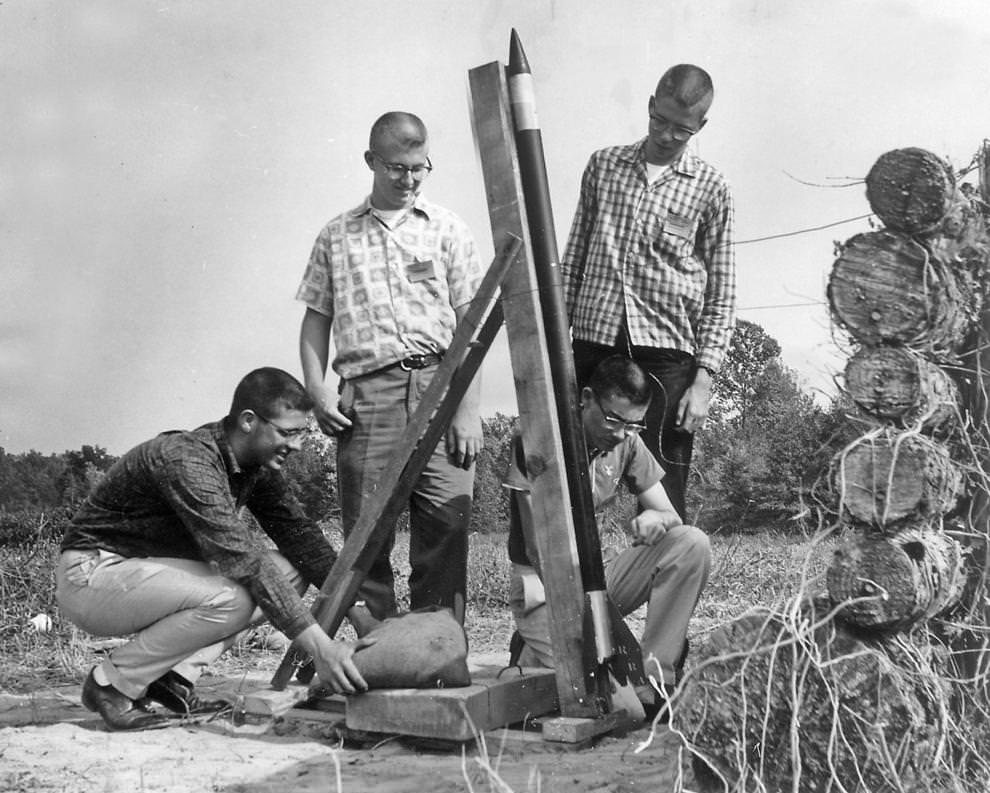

{"left": 92, "top": 665, "right": 111, "bottom": 687}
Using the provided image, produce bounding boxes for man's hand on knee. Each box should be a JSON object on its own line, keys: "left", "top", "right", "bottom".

{"left": 629, "top": 509, "right": 681, "bottom": 546}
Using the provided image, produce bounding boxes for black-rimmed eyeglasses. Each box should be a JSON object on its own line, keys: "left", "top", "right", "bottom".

{"left": 255, "top": 412, "right": 309, "bottom": 440}
{"left": 591, "top": 393, "right": 648, "bottom": 434}
{"left": 370, "top": 151, "right": 433, "bottom": 181}
{"left": 648, "top": 112, "right": 700, "bottom": 141}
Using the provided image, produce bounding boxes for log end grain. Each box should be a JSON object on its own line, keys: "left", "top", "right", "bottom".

{"left": 832, "top": 431, "right": 962, "bottom": 526}
{"left": 828, "top": 230, "right": 935, "bottom": 346}
{"left": 865, "top": 147, "right": 956, "bottom": 234}
{"left": 844, "top": 346, "right": 960, "bottom": 433}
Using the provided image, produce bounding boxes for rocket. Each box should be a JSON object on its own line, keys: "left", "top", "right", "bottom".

{"left": 506, "top": 29, "right": 644, "bottom": 703}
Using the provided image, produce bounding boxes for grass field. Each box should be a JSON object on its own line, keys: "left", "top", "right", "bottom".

{"left": 0, "top": 515, "right": 836, "bottom": 692}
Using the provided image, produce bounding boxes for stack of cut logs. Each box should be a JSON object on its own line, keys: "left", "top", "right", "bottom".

{"left": 676, "top": 147, "right": 990, "bottom": 793}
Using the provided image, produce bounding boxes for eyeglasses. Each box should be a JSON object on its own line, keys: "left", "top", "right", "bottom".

{"left": 648, "top": 112, "right": 700, "bottom": 141}
{"left": 255, "top": 412, "right": 309, "bottom": 440}
{"left": 370, "top": 151, "right": 433, "bottom": 181}
{"left": 591, "top": 393, "right": 648, "bottom": 434}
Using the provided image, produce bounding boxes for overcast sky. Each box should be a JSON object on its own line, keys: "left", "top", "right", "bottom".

{"left": 3, "top": 0, "right": 989, "bottom": 455}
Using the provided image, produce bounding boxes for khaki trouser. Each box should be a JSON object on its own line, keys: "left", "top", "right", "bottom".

{"left": 56, "top": 549, "right": 305, "bottom": 700}
{"left": 337, "top": 363, "right": 474, "bottom": 621}
{"left": 510, "top": 523, "right": 711, "bottom": 688}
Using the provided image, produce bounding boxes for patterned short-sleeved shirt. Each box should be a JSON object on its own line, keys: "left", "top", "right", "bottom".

{"left": 503, "top": 430, "right": 664, "bottom": 566}
{"left": 296, "top": 195, "right": 483, "bottom": 379}
{"left": 561, "top": 140, "right": 736, "bottom": 373}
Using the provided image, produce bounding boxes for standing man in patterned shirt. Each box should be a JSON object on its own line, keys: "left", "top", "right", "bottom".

{"left": 562, "top": 65, "right": 735, "bottom": 520}
{"left": 297, "top": 111, "right": 483, "bottom": 624}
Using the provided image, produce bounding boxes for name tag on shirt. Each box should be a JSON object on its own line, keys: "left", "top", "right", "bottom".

{"left": 406, "top": 259, "right": 436, "bottom": 282}
{"left": 666, "top": 213, "right": 694, "bottom": 239}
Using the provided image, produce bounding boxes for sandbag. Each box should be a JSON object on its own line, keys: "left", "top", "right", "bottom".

{"left": 352, "top": 607, "right": 471, "bottom": 689}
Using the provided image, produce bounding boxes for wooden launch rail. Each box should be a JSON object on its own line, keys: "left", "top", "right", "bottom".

{"left": 468, "top": 59, "right": 601, "bottom": 718}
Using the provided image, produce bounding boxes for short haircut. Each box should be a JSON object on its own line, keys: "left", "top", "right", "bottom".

{"left": 588, "top": 356, "right": 652, "bottom": 407}
{"left": 369, "top": 111, "right": 428, "bottom": 152}
{"left": 229, "top": 368, "right": 314, "bottom": 419}
{"left": 655, "top": 64, "right": 714, "bottom": 109}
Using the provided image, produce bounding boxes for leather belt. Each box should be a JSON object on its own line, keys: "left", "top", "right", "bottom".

{"left": 396, "top": 352, "right": 442, "bottom": 371}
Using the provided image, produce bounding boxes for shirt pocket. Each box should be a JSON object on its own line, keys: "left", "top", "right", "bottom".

{"left": 398, "top": 250, "right": 446, "bottom": 306}
{"left": 656, "top": 212, "right": 700, "bottom": 270}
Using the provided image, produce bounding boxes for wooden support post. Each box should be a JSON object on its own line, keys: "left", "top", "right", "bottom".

{"left": 469, "top": 60, "right": 599, "bottom": 718}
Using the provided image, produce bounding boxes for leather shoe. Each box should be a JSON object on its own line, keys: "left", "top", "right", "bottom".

{"left": 81, "top": 668, "right": 174, "bottom": 731}
{"left": 146, "top": 670, "right": 229, "bottom": 715}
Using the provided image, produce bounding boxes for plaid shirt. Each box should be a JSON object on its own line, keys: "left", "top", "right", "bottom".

{"left": 561, "top": 140, "right": 736, "bottom": 372}
{"left": 296, "top": 194, "right": 483, "bottom": 379}
{"left": 62, "top": 421, "right": 336, "bottom": 639}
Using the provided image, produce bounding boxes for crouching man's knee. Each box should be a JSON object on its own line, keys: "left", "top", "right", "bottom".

{"left": 663, "top": 523, "right": 712, "bottom": 585}
{"left": 683, "top": 525, "right": 711, "bottom": 568}
{"left": 197, "top": 584, "right": 257, "bottom": 630}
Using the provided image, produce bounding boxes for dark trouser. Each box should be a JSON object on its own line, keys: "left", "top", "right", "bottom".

{"left": 337, "top": 364, "right": 473, "bottom": 623}
{"left": 572, "top": 338, "right": 696, "bottom": 521}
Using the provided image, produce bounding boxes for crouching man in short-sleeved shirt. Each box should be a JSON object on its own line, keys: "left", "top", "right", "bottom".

{"left": 504, "top": 356, "right": 711, "bottom": 713}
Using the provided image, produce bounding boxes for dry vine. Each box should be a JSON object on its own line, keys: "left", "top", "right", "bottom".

{"left": 673, "top": 147, "right": 990, "bottom": 792}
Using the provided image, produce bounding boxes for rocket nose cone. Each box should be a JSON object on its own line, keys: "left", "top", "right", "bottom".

{"left": 508, "top": 29, "right": 531, "bottom": 74}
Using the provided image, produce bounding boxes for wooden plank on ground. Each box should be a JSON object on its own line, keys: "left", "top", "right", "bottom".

{"left": 483, "top": 666, "right": 560, "bottom": 728}
{"left": 540, "top": 710, "right": 631, "bottom": 743}
{"left": 237, "top": 681, "right": 313, "bottom": 717}
{"left": 284, "top": 705, "right": 347, "bottom": 724}
{"left": 468, "top": 59, "right": 596, "bottom": 719}
{"left": 344, "top": 668, "right": 558, "bottom": 741}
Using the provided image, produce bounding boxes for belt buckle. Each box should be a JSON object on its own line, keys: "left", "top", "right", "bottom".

{"left": 400, "top": 354, "right": 426, "bottom": 371}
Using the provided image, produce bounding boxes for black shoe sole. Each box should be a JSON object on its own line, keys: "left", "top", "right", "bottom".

{"left": 82, "top": 670, "right": 175, "bottom": 731}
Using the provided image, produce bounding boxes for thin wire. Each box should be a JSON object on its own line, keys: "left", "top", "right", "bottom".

{"left": 738, "top": 301, "right": 824, "bottom": 312}
{"left": 782, "top": 171, "right": 865, "bottom": 188}
{"left": 724, "top": 213, "right": 875, "bottom": 248}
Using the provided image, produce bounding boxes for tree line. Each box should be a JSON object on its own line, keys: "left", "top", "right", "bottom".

{"left": 0, "top": 321, "right": 853, "bottom": 537}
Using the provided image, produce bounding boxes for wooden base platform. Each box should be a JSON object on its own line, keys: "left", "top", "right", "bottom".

{"left": 234, "top": 666, "right": 637, "bottom": 745}
{"left": 344, "top": 666, "right": 557, "bottom": 741}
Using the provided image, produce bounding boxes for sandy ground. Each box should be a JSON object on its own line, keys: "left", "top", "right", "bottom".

{"left": 0, "top": 654, "right": 696, "bottom": 793}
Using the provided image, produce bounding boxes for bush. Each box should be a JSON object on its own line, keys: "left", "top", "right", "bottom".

{"left": 687, "top": 322, "right": 856, "bottom": 533}
{"left": 470, "top": 413, "right": 516, "bottom": 534}
{"left": 0, "top": 445, "right": 116, "bottom": 512}
{"left": 0, "top": 511, "right": 85, "bottom": 688}
{"left": 282, "top": 432, "right": 339, "bottom": 523}
{"left": 0, "top": 509, "right": 71, "bottom": 547}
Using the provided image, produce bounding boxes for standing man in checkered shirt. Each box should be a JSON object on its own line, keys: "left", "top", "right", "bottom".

{"left": 297, "top": 111, "right": 483, "bottom": 623}
{"left": 563, "top": 64, "right": 735, "bottom": 520}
